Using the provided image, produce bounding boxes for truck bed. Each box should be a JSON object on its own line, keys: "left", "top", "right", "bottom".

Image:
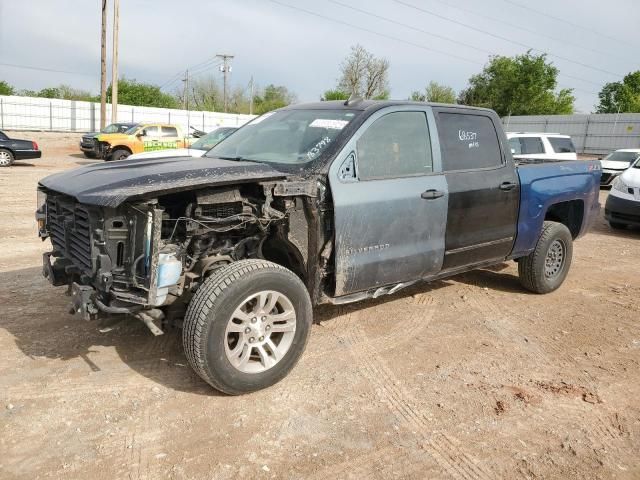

{"left": 511, "top": 159, "right": 602, "bottom": 258}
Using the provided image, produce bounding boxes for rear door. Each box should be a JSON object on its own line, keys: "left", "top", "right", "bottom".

{"left": 433, "top": 108, "right": 519, "bottom": 270}
{"left": 329, "top": 106, "right": 448, "bottom": 296}
{"left": 160, "top": 126, "right": 181, "bottom": 150}
{"left": 140, "top": 125, "right": 161, "bottom": 152}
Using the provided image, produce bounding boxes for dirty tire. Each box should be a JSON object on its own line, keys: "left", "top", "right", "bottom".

{"left": 0, "top": 148, "right": 14, "bottom": 167}
{"left": 609, "top": 221, "right": 626, "bottom": 230}
{"left": 518, "top": 221, "right": 573, "bottom": 294}
{"left": 108, "top": 149, "right": 130, "bottom": 161}
{"left": 182, "top": 259, "right": 312, "bottom": 395}
{"left": 83, "top": 151, "right": 97, "bottom": 159}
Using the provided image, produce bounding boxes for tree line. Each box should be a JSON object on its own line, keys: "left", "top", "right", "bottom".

{"left": 1, "top": 45, "right": 639, "bottom": 115}
{"left": 0, "top": 78, "right": 295, "bottom": 115}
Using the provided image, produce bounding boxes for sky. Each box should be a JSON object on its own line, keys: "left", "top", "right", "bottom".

{"left": 0, "top": 0, "right": 638, "bottom": 113}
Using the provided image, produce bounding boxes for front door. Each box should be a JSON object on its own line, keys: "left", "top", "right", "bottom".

{"left": 329, "top": 107, "right": 448, "bottom": 297}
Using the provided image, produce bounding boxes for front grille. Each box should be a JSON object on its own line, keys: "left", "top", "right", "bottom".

{"left": 81, "top": 136, "right": 95, "bottom": 146}
{"left": 47, "top": 196, "right": 93, "bottom": 271}
{"left": 199, "top": 202, "right": 243, "bottom": 218}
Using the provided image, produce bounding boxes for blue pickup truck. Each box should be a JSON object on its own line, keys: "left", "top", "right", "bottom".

{"left": 36, "top": 100, "right": 601, "bottom": 394}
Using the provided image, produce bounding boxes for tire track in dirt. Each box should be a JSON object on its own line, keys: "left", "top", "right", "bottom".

{"left": 463, "top": 280, "right": 632, "bottom": 467}
{"left": 321, "top": 306, "right": 494, "bottom": 480}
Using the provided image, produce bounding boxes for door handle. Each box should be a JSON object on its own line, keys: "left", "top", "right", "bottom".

{"left": 421, "top": 189, "right": 445, "bottom": 200}
{"left": 499, "top": 181, "right": 517, "bottom": 191}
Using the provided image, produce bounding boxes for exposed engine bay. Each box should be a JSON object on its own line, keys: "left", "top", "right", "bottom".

{"left": 38, "top": 180, "right": 331, "bottom": 332}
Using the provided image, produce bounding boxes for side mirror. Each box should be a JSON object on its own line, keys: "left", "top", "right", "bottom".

{"left": 136, "top": 131, "right": 145, "bottom": 137}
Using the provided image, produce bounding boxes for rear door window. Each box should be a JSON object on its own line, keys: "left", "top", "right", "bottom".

{"left": 508, "top": 137, "right": 522, "bottom": 155}
{"left": 437, "top": 113, "right": 502, "bottom": 170}
{"left": 162, "top": 126, "right": 178, "bottom": 137}
{"left": 520, "top": 137, "right": 545, "bottom": 154}
{"left": 548, "top": 137, "right": 575, "bottom": 153}
{"left": 356, "top": 111, "right": 433, "bottom": 180}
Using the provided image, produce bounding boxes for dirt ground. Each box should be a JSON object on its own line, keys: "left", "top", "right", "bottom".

{"left": 1, "top": 132, "right": 639, "bottom": 480}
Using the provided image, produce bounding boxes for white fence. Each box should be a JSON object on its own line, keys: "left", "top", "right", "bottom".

{"left": 503, "top": 113, "right": 640, "bottom": 155}
{"left": 0, "top": 95, "right": 255, "bottom": 133}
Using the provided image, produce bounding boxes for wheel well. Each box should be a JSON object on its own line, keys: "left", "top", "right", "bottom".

{"left": 0, "top": 147, "right": 14, "bottom": 155}
{"left": 260, "top": 236, "right": 307, "bottom": 283}
{"left": 111, "top": 145, "right": 132, "bottom": 153}
{"left": 544, "top": 200, "right": 584, "bottom": 238}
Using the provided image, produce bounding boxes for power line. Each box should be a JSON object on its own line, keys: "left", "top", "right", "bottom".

{"left": 159, "top": 60, "right": 224, "bottom": 91}
{"left": 429, "top": 0, "right": 628, "bottom": 64}
{"left": 392, "top": 0, "right": 623, "bottom": 79}
{"left": 270, "top": 0, "right": 598, "bottom": 96}
{"left": 500, "top": 0, "right": 633, "bottom": 48}
{"left": 0, "top": 62, "right": 94, "bottom": 77}
{"left": 268, "top": 0, "right": 482, "bottom": 65}
{"left": 328, "top": 0, "right": 603, "bottom": 90}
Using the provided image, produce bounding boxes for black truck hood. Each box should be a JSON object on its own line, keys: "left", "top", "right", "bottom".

{"left": 39, "top": 156, "right": 286, "bottom": 207}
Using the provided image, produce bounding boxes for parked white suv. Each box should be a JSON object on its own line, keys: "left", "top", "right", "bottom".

{"left": 599, "top": 149, "right": 640, "bottom": 186}
{"left": 507, "top": 133, "right": 577, "bottom": 161}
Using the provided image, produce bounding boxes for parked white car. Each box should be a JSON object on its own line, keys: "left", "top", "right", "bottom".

{"left": 127, "top": 127, "right": 238, "bottom": 161}
{"left": 507, "top": 133, "right": 578, "bottom": 161}
{"left": 599, "top": 149, "right": 640, "bottom": 186}
{"left": 605, "top": 158, "right": 640, "bottom": 229}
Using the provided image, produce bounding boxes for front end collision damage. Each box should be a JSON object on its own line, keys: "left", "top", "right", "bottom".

{"left": 37, "top": 177, "right": 329, "bottom": 334}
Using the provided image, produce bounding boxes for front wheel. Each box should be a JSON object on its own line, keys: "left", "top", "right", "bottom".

{"left": 108, "top": 149, "right": 130, "bottom": 161}
{"left": 182, "top": 259, "right": 313, "bottom": 395}
{"left": 0, "top": 149, "right": 14, "bottom": 167}
{"left": 518, "top": 221, "right": 573, "bottom": 294}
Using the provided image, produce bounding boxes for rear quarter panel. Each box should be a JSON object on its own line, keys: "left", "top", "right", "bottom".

{"left": 512, "top": 161, "right": 601, "bottom": 257}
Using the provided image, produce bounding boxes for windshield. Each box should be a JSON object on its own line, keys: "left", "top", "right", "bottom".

{"left": 102, "top": 123, "right": 133, "bottom": 134}
{"left": 206, "top": 109, "right": 359, "bottom": 165}
{"left": 191, "top": 128, "right": 236, "bottom": 151}
{"left": 604, "top": 151, "right": 640, "bottom": 165}
{"left": 124, "top": 125, "right": 141, "bottom": 135}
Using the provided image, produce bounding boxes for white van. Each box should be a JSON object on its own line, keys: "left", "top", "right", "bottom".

{"left": 507, "top": 133, "right": 578, "bottom": 161}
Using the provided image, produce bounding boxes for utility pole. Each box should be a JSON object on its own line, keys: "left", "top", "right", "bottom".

{"left": 216, "top": 54, "right": 234, "bottom": 113}
{"left": 182, "top": 69, "right": 189, "bottom": 110}
{"left": 249, "top": 76, "right": 254, "bottom": 115}
{"left": 99, "top": 0, "right": 107, "bottom": 129}
{"left": 111, "top": 0, "right": 120, "bottom": 122}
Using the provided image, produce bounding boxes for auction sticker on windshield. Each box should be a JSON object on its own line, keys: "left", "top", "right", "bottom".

{"left": 309, "top": 119, "right": 349, "bottom": 129}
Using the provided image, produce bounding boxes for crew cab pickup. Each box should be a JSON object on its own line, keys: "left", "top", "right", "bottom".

{"left": 93, "top": 123, "right": 190, "bottom": 161}
{"left": 36, "top": 101, "right": 601, "bottom": 394}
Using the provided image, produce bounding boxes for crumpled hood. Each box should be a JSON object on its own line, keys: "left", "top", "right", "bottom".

{"left": 39, "top": 156, "right": 285, "bottom": 207}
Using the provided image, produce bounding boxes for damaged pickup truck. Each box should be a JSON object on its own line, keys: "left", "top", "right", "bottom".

{"left": 36, "top": 100, "right": 601, "bottom": 394}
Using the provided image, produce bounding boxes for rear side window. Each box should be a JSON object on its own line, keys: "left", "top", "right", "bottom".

{"left": 520, "top": 137, "right": 545, "bottom": 154}
{"left": 162, "top": 126, "right": 178, "bottom": 137}
{"left": 508, "top": 138, "right": 522, "bottom": 155}
{"left": 356, "top": 111, "right": 433, "bottom": 180}
{"left": 437, "top": 113, "right": 502, "bottom": 170}
{"left": 0, "top": 131, "right": 7, "bottom": 140}
{"left": 548, "top": 137, "right": 575, "bottom": 153}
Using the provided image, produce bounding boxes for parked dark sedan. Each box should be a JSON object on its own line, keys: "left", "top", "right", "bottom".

{"left": 0, "top": 131, "right": 42, "bottom": 167}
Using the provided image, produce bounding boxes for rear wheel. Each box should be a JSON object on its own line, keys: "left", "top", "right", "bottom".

{"left": 108, "top": 149, "right": 130, "bottom": 161}
{"left": 182, "top": 259, "right": 312, "bottom": 395}
{"left": 0, "top": 149, "right": 14, "bottom": 167}
{"left": 518, "top": 221, "right": 573, "bottom": 294}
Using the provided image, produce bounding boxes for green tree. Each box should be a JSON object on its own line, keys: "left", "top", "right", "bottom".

{"left": 322, "top": 89, "right": 349, "bottom": 101}
{"left": 410, "top": 81, "right": 456, "bottom": 104}
{"left": 458, "top": 51, "right": 575, "bottom": 116}
{"left": 252, "top": 84, "right": 296, "bottom": 114}
{"left": 35, "top": 84, "right": 97, "bottom": 102}
{"left": 0, "top": 80, "right": 15, "bottom": 96}
{"left": 108, "top": 78, "right": 178, "bottom": 108}
{"left": 596, "top": 71, "right": 640, "bottom": 113}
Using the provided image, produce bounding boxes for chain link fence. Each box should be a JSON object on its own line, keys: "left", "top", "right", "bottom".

{"left": 0, "top": 95, "right": 255, "bottom": 133}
